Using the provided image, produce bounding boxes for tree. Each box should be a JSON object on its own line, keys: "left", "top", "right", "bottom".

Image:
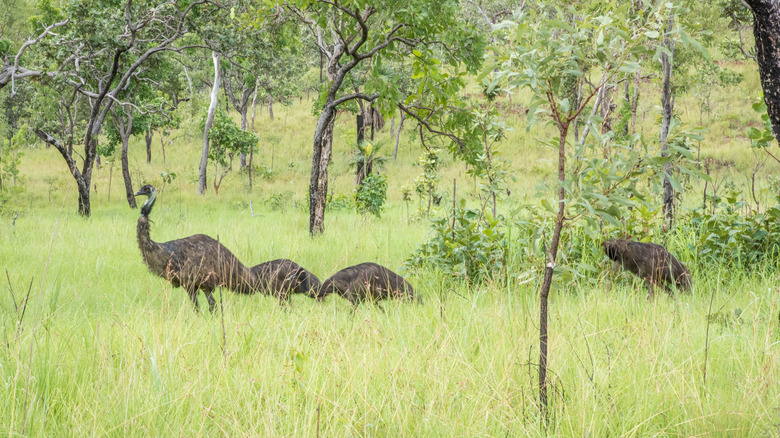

{"left": 29, "top": 0, "right": 207, "bottom": 216}
{"left": 285, "top": 0, "right": 484, "bottom": 235}
{"left": 201, "top": 108, "right": 258, "bottom": 195}
{"left": 105, "top": 81, "right": 176, "bottom": 207}
{"left": 742, "top": 0, "right": 780, "bottom": 140}
{"left": 496, "top": 2, "right": 680, "bottom": 419}
{"left": 198, "top": 50, "right": 220, "bottom": 195}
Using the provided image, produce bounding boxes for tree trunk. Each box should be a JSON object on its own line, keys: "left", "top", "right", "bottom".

{"left": 160, "top": 133, "right": 166, "bottom": 165}
{"left": 121, "top": 135, "right": 136, "bottom": 208}
{"left": 538, "top": 121, "right": 569, "bottom": 421}
{"left": 745, "top": 0, "right": 780, "bottom": 139}
{"left": 145, "top": 129, "right": 152, "bottom": 163}
{"left": 309, "top": 107, "right": 336, "bottom": 235}
{"left": 36, "top": 129, "right": 92, "bottom": 216}
{"left": 198, "top": 51, "right": 220, "bottom": 195}
{"left": 250, "top": 79, "right": 259, "bottom": 133}
{"left": 631, "top": 70, "right": 641, "bottom": 135}
{"left": 240, "top": 106, "right": 248, "bottom": 168}
{"left": 268, "top": 95, "right": 274, "bottom": 121}
{"left": 660, "top": 16, "right": 676, "bottom": 225}
{"left": 117, "top": 110, "right": 137, "bottom": 208}
{"left": 356, "top": 114, "right": 366, "bottom": 187}
{"left": 393, "top": 113, "right": 405, "bottom": 161}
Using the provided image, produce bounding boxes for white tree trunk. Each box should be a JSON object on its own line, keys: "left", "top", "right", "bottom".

{"left": 198, "top": 51, "right": 220, "bottom": 195}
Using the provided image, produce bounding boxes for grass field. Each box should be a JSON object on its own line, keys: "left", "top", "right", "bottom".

{"left": 1, "top": 60, "right": 780, "bottom": 436}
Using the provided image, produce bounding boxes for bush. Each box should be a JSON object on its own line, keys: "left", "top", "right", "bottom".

{"left": 355, "top": 173, "right": 387, "bottom": 217}
{"left": 406, "top": 200, "right": 506, "bottom": 284}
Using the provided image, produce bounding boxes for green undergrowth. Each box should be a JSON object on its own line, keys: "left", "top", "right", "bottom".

{"left": 0, "top": 203, "right": 778, "bottom": 436}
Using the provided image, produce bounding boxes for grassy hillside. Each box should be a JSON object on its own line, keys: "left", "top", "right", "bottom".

{"left": 1, "top": 58, "right": 779, "bottom": 436}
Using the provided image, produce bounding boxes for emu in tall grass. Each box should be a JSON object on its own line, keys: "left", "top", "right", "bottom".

{"left": 603, "top": 239, "right": 691, "bottom": 296}
{"left": 316, "top": 262, "right": 416, "bottom": 305}
{"left": 250, "top": 259, "right": 321, "bottom": 302}
{"left": 135, "top": 185, "right": 254, "bottom": 312}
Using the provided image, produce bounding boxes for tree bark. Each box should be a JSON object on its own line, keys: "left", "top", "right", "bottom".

{"left": 744, "top": 0, "right": 780, "bottom": 140}
{"left": 538, "top": 121, "right": 569, "bottom": 421}
{"left": 310, "top": 107, "right": 336, "bottom": 235}
{"left": 145, "top": 129, "right": 153, "bottom": 163}
{"left": 198, "top": 51, "right": 220, "bottom": 195}
{"left": 660, "top": 16, "right": 676, "bottom": 225}
{"left": 356, "top": 114, "right": 366, "bottom": 187}
{"left": 113, "top": 108, "right": 137, "bottom": 208}
{"left": 240, "top": 106, "right": 249, "bottom": 168}
{"left": 393, "top": 113, "right": 405, "bottom": 161}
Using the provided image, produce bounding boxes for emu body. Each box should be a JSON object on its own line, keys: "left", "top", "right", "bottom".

{"left": 603, "top": 239, "right": 691, "bottom": 296}
{"left": 135, "top": 185, "right": 254, "bottom": 312}
{"left": 250, "top": 259, "right": 321, "bottom": 302}
{"left": 317, "top": 262, "right": 415, "bottom": 305}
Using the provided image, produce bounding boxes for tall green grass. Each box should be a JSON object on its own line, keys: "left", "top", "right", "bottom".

{"left": 1, "top": 60, "right": 779, "bottom": 436}
{"left": 1, "top": 201, "right": 778, "bottom": 436}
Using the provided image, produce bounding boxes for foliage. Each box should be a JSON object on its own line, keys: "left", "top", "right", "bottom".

{"left": 466, "top": 106, "right": 510, "bottom": 214}
{"left": 406, "top": 200, "right": 506, "bottom": 284}
{"left": 746, "top": 98, "right": 776, "bottom": 150}
{"left": 0, "top": 122, "right": 29, "bottom": 189}
{"left": 199, "top": 108, "right": 258, "bottom": 194}
{"left": 355, "top": 173, "right": 387, "bottom": 217}
{"left": 349, "top": 140, "right": 387, "bottom": 188}
{"left": 688, "top": 186, "right": 780, "bottom": 268}
{"left": 266, "top": 191, "right": 295, "bottom": 212}
{"left": 410, "top": 148, "right": 443, "bottom": 216}
{"left": 327, "top": 193, "right": 354, "bottom": 212}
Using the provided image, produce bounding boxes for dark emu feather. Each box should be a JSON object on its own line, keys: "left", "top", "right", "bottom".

{"left": 250, "top": 259, "right": 322, "bottom": 303}
{"left": 135, "top": 185, "right": 254, "bottom": 312}
{"left": 316, "top": 262, "right": 416, "bottom": 305}
{"left": 603, "top": 239, "right": 691, "bottom": 296}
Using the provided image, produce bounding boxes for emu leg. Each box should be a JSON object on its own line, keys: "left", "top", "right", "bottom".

{"left": 187, "top": 288, "right": 201, "bottom": 312}
{"left": 644, "top": 279, "right": 655, "bottom": 300}
{"left": 203, "top": 290, "right": 217, "bottom": 313}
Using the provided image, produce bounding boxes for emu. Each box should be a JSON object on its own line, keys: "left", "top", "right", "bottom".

{"left": 135, "top": 184, "right": 254, "bottom": 312}
{"left": 250, "top": 259, "right": 321, "bottom": 302}
{"left": 603, "top": 239, "right": 691, "bottom": 296}
{"left": 316, "top": 262, "right": 416, "bottom": 305}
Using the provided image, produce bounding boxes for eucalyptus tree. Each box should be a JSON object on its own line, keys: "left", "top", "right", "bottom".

{"left": 194, "top": 1, "right": 301, "bottom": 193}
{"left": 494, "top": 2, "right": 682, "bottom": 419}
{"left": 30, "top": 0, "right": 209, "bottom": 216}
{"left": 284, "top": 0, "right": 485, "bottom": 235}
{"left": 742, "top": 0, "right": 780, "bottom": 140}
{"left": 105, "top": 80, "right": 176, "bottom": 208}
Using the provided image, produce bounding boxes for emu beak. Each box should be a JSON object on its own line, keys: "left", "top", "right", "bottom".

{"left": 134, "top": 189, "right": 145, "bottom": 197}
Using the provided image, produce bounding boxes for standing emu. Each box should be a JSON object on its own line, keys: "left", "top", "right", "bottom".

{"left": 603, "top": 239, "right": 691, "bottom": 296}
{"left": 250, "top": 259, "right": 322, "bottom": 302}
{"left": 135, "top": 184, "right": 255, "bottom": 312}
{"left": 316, "top": 262, "right": 416, "bottom": 305}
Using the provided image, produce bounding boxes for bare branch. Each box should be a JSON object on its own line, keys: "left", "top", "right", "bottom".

{"left": 331, "top": 92, "right": 379, "bottom": 107}
{"left": 398, "top": 103, "right": 467, "bottom": 153}
{"left": 35, "top": 129, "right": 83, "bottom": 183}
{"left": 1, "top": 19, "right": 69, "bottom": 93}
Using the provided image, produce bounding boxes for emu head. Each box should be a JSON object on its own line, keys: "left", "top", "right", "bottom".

{"left": 314, "top": 281, "right": 333, "bottom": 302}
{"left": 135, "top": 184, "right": 157, "bottom": 217}
{"left": 135, "top": 184, "right": 155, "bottom": 198}
{"left": 603, "top": 240, "right": 620, "bottom": 262}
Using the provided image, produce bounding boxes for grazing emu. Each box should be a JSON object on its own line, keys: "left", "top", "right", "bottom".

{"left": 135, "top": 184, "right": 254, "bottom": 312}
{"left": 316, "top": 262, "right": 416, "bottom": 305}
{"left": 250, "top": 259, "right": 322, "bottom": 302}
{"left": 603, "top": 239, "right": 691, "bottom": 296}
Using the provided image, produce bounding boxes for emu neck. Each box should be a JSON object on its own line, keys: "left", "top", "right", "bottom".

{"left": 140, "top": 190, "right": 156, "bottom": 217}
{"left": 137, "top": 215, "right": 157, "bottom": 255}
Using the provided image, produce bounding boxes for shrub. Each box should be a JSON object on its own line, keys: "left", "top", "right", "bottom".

{"left": 355, "top": 173, "right": 387, "bottom": 217}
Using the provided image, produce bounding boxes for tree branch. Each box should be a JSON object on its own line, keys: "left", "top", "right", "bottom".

{"left": 398, "top": 103, "right": 467, "bottom": 153}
